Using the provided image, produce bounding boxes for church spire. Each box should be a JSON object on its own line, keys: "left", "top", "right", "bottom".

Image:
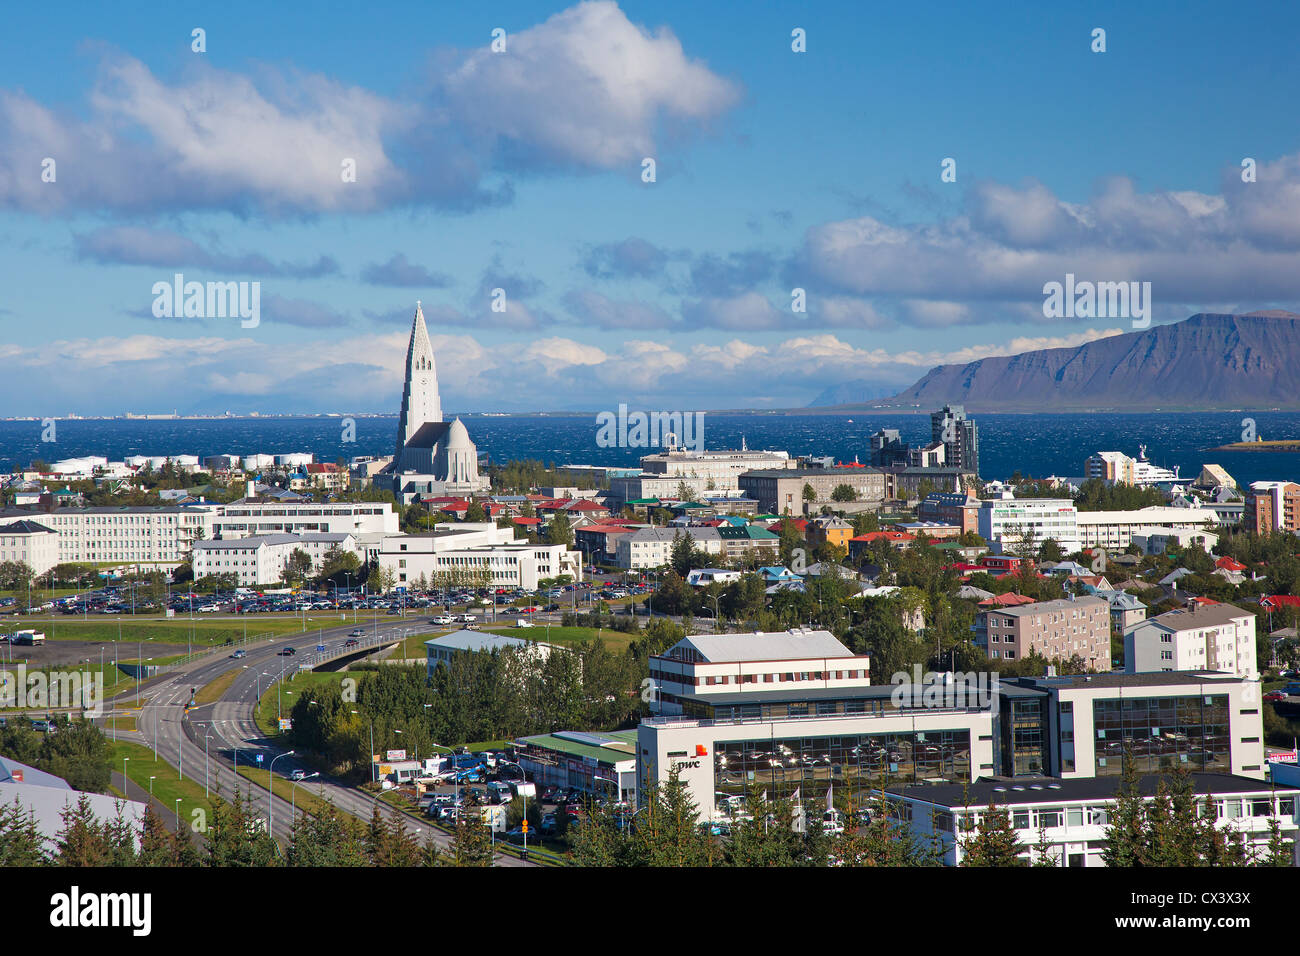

{"left": 396, "top": 301, "right": 442, "bottom": 455}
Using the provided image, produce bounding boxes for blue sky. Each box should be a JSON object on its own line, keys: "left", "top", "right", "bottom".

{"left": 3, "top": 0, "right": 1300, "bottom": 415}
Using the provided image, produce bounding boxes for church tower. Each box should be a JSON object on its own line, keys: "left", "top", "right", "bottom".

{"left": 396, "top": 301, "right": 442, "bottom": 455}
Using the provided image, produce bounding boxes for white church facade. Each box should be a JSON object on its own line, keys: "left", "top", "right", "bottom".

{"left": 382, "top": 303, "right": 491, "bottom": 503}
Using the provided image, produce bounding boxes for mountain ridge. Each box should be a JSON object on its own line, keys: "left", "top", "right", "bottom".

{"left": 812, "top": 312, "right": 1300, "bottom": 412}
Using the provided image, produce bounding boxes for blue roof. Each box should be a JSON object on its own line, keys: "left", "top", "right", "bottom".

{"left": 0, "top": 755, "right": 71, "bottom": 790}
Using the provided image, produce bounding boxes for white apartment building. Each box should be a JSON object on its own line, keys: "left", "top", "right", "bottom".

{"left": 378, "top": 524, "right": 582, "bottom": 589}
{"left": 192, "top": 532, "right": 358, "bottom": 587}
{"left": 0, "top": 520, "right": 58, "bottom": 577}
{"left": 1131, "top": 525, "right": 1219, "bottom": 555}
{"left": 1125, "top": 603, "right": 1259, "bottom": 679}
{"left": 614, "top": 526, "right": 724, "bottom": 570}
{"left": 1075, "top": 506, "right": 1218, "bottom": 551}
{"left": 977, "top": 496, "right": 1081, "bottom": 553}
{"left": 211, "top": 501, "right": 397, "bottom": 538}
{"left": 647, "top": 629, "right": 871, "bottom": 717}
{"left": 0, "top": 506, "right": 220, "bottom": 568}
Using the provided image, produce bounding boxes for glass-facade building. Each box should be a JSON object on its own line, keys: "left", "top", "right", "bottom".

{"left": 712, "top": 729, "right": 973, "bottom": 804}
{"left": 1092, "top": 694, "right": 1231, "bottom": 776}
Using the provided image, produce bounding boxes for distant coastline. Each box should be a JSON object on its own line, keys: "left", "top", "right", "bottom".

{"left": 1205, "top": 440, "right": 1300, "bottom": 453}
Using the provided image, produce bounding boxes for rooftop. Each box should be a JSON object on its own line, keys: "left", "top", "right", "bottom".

{"left": 889, "top": 773, "right": 1297, "bottom": 809}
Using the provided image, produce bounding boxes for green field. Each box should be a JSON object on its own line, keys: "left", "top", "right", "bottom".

{"left": 2, "top": 616, "right": 360, "bottom": 646}
{"left": 108, "top": 740, "right": 227, "bottom": 831}
{"left": 234, "top": 764, "right": 333, "bottom": 823}
{"left": 483, "top": 625, "right": 636, "bottom": 652}
{"left": 0, "top": 660, "right": 172, "bottom": 711}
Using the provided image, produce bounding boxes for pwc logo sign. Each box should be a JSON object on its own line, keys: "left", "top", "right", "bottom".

{"left": 670, "top": 745, "right": 709, "bottom": 772}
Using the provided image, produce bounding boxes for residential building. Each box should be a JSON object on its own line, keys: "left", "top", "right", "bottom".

{"left": 1093, "top": 589, "right": 1148, "bottom": 633}
{"left": 932, "top": 404, "right": 979, "bottom": 475}
{"left": 1125, "top": 603, "right": 1258, "bottom": 679}
{"left": 192, "top": 532, "right": 357, "bottom": 586}
{"left": 1245, "top": 480, "right": 1300, "bottom": 534}
{"left": 0, "top": 505, "right": 219, "bottom": 568}
{"left": 614, "top": 526, "right": 723, "bottom": 570}
{"left": 973, "top": 595, "right": 1111, "bottom": 670}
{"left": 868, "top": 428, "right": 908, "bottom": 467}
{"left": 919, "top": 492, "right": 981, "bottom": 535}
{"left": 0, "top": 519, "right": 58, "bottom": 577}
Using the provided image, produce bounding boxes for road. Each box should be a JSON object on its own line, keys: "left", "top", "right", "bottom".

{"left": 101, "top": 618, "right": 534, "bottom": 866}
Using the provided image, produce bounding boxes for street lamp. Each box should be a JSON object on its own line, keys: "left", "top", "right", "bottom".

{"left": 149, "top": 775, "right": 156, "bottom": 800}
{"left": 268, "top": 750, "right": 296, "bottom": 839}
{"left": 174, "top": 797, "right": 182, "bottom": 831}
{"left": 500, "top": 759, "right": 529, "bottom": 861}
{"left": 122, "top": 756, "right": 130, "bottom": 789}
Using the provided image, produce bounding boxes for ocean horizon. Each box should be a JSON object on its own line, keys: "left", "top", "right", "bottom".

{"left": 2, "top": 411, "right": 1299, "bottom": 489}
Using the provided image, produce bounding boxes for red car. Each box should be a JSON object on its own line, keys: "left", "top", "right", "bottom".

{"left": 1264, "top": 690, "right": 1288, "bottom": 702}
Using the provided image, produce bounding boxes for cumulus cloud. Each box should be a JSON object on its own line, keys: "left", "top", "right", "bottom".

{"left": 443, "top": 1, "right": 739, "bottom": 170}
{"left": 0, "top": 2, "right": 739, "bottom": 216}
{"left": 789, "top": 164, "right": 1300, "bottom": 322}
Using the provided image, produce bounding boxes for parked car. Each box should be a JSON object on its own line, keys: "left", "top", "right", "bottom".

{"left": 1264, "top": 690, "right": 1288, "bottom": 702}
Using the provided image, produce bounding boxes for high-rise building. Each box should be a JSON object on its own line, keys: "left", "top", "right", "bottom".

{"left": 1245, "top": 480, "right": 1300, "bottom": 534}
{"left": 931, "top": 405, "right": 979, "bottom": 476}
{"left": 869, "top": 428, "right": 909, "bottom": 467}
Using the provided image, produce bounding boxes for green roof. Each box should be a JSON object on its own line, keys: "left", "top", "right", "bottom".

{"left": 627, "top": 498, "right": 661, "bottom": 505}
{"left": 515, "top": 729, "right": 638, "bottom": 765}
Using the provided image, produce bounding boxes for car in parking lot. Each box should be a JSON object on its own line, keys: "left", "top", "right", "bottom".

{"left": 1264, "top": 690, "right": 1289, "bottom": 702}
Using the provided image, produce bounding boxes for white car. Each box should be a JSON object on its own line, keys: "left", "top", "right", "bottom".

{"left": 431, "top": 615, "right": 455, "bottom": 625}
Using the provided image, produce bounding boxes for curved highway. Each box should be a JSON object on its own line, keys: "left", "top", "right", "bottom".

{"left": 103, "top": 617, "right": 533, "bottom": 865}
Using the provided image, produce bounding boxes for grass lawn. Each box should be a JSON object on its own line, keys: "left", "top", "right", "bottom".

{"left": 233, "top": 764, "right": 333, "bottom": 821}
{"left": 0, "top": 661, "right": 154, "bottom": 711}
{"left": 108, "top": 740, "right": 226, "bottom": 829}
{"left": 483, "top": 625, "right": 636, "bottom": 653}
{"left": 4, "top": 616, "right": 356, "bottom": 646}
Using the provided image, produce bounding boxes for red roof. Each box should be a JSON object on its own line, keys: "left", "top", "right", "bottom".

{"left": 1215, "top": 556, "right": 1248, "bottom": 572}
{"left": 979, "top": 592, "right": 1037, "bottom": 607}
{"left": 1261, "top": 594, "right": 1300, "bottom": 609}
{"left": 852, "top": 530, "right": 914, "bottom": 543}
{"left": 511, "top": 517, "right": 542, "bottom": 526}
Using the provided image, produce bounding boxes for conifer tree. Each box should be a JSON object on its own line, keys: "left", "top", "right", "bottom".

{"left": 0, "top": 797, "right": 48, "bottom": 866}
{"left": 53, "top": 793, "right": 109, "bottom": 866}
{"left": 959, "top": 803, "right": 1027, "bottom": 867}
